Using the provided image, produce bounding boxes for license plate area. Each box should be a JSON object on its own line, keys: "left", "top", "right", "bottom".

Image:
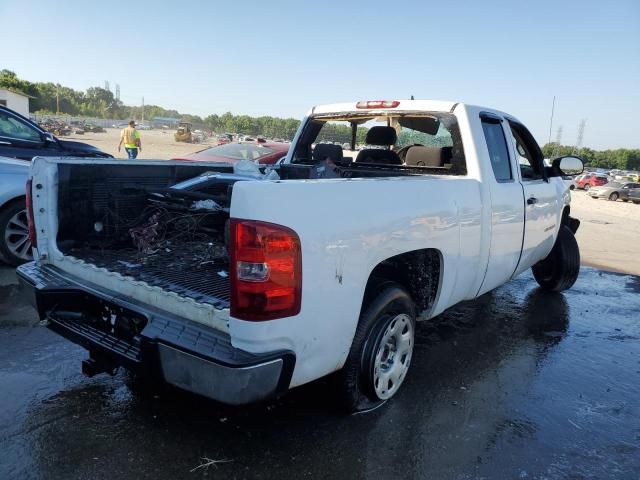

{"left": 47, "top": 291, "right": 149, "bottom": 344}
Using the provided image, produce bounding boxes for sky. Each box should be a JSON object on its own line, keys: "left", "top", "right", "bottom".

{"left": 1, "top": 0, "right": 638, "bottom": 150}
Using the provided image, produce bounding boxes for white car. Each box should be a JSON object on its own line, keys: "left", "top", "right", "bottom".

{"left": 18, "top": 99, "right": 583, "bottom": 412}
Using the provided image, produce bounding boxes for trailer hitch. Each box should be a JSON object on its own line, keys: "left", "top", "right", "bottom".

{"left": 82, "top": 352, "right": 119, "bottom": 377}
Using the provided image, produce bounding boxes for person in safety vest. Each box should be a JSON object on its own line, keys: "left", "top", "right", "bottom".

{"left": 118, "top": 120, "right": 142, "bottom": 159}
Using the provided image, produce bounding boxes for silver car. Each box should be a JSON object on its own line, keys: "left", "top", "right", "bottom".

{"left": 587, "top": 181, "right": 640, "bottom": 201}
{"left": 0, "top": 157, "right": 30, "bottom": 265}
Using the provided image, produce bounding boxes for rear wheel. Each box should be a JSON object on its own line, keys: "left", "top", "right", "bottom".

{"left": 532, "top": 226, "right": 580, "bottom": 292}
{"left": 609, "top": 192, "right": 619, "bottom": 201}
{"left": 0, "top": 199, "right": 32, "bottom": 266}
{"left": 336, "top": 282, "right": 415, "bottom": 412}
{"left": 583, "top": 184, "right": 591, "bottom": 191}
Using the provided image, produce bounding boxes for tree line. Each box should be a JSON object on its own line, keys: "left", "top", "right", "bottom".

{"left": 542, "top": 143, "right": 640, "bottom": 171}
{"left": 2, "top": 70, "right": 638, "bottom": 168}
{"left": 0, "top": 69, "right": 302, "bottom": 139}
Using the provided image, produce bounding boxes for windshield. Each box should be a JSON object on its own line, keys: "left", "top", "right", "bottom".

{"left": 199, "top": 143, "right": 274, "bottom": 161}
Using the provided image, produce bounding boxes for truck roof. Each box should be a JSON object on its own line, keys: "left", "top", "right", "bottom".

{"left": 309, "top": 99, "right": 459, "bottom": 116}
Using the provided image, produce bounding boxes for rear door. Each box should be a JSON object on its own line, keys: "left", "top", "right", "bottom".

{"left": 507, "top": 120, "right": 558, "bottom": 276}
{"left": 476, "top": 113, "right": 525, "bottom": 295}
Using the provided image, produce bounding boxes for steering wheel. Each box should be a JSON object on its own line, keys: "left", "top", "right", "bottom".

{"left": 395, "top": 143, "right": 424, "bottom": 162}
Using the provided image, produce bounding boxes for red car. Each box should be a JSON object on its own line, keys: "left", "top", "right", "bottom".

{"left": 173, "top": 140, "right": 289, "bottom": 164}
{"left": 575, "top": 173, "right": 608, "bottom": 190}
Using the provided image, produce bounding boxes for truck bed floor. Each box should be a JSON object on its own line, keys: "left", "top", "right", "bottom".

{"left": 67, "top": 243, "right": 230, "bottom": 309}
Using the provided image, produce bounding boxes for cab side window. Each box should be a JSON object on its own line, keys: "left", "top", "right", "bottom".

{"left": 508, "top": 121, "right": 544, "bottom": 181}
{"left": 481, "top": 118, "right": 512, "bottom": 181}
{"left": 0, "top": 110, "right": 41, "bottom": 142}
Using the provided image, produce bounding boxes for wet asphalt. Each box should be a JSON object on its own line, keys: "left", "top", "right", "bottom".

{"left": 0, "top": 266, "right": 639, "bottom": 480}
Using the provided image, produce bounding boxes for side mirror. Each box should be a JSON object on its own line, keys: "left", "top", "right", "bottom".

{"left": 42, "top": 132, "right": 56, "bottom": 143}
{"left": 550, "top": 155, "right": 584, "bottom": 177}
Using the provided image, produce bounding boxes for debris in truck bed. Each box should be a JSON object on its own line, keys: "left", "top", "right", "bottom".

{"left": 67, "top": 240, "right": 230, "bottom": 307}
{"left": 129, "top": 212, "right": 161, "bottom": 254}
{"left": 191, "top": 199, "right": 221, "bottom": 211}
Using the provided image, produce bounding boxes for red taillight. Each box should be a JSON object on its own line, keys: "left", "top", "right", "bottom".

{"left": 230, "top": 219, "right": 302, "bottom": 321}
{"left": 25, "top": 179, "right": 37, "bottom": 246}
{"left": 356, "top": 100, "right": 400, "bottom": 109}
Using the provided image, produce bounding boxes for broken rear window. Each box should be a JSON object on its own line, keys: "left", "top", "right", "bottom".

{"left": 293, "top": 112, "right": 466, "bottom": 175}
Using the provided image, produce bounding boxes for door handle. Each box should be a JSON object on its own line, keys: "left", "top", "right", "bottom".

{"left": 527, "top": 196, "right": 538, "bottom": 205}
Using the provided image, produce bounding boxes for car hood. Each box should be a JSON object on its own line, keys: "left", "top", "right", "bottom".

{"left": 57, "top": 139, "right": 112, "bottom": 157}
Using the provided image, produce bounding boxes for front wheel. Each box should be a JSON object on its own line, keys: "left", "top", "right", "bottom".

{"left": 584, "top": 184, "right": 591, "bottom": 191}
{"left": 0, "top": 199, "right": 32, "bottom": 266}
{"left": 532, "top": 226, "right": 580, "bottom": 291}
{"left": 336, "top": 283, "right": 416, "bottom": 412}
{"left": 609, "top": 192, "right": 619, "bottom": 201}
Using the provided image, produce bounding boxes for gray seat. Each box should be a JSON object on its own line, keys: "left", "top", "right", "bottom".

{"left": 355, "top": 126, "right": 402, "bottom": 165}
{"left": 405, "top": 146, "right": 452, "bottom": 167}
{"left": 312, "top": 143, "right": 343, "bottom": 164}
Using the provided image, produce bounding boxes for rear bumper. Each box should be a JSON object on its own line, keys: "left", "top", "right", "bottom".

{"left": 16, "top": 262, "right": 295, "bottom": 405}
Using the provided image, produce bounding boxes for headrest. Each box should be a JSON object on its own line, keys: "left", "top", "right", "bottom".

{"left": 405, "top": 146, "right": 452, "bottom": 167}
{"left": 365, "top": 126, "right": 397, "bottom": 146}
{"left": 312, "top": 143, "right": 343, "bottom": 163}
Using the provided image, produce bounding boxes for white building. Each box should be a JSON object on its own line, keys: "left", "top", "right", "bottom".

{"left": 0, "top": 89, "right": 30, "bottom": 116}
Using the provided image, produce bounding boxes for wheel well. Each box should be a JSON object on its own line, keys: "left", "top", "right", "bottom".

{"left": 0, "top": 196, "right": 26, "bottom": 213}
{"left": 364, "top": 249, "right": 441, "bottom": 314}
{"left": 561, "top": 206, "right": 570, "bottom": 225}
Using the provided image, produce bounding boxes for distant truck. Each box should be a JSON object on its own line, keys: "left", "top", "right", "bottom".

{"left": 18, "top": 99, "right": 584, "bottom": 411}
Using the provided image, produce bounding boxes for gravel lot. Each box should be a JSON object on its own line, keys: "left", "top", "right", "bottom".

{"left": 570, "top": 190, "right": 640, "bottom": 275}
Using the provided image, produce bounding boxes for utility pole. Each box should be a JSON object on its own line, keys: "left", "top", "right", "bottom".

{"left": 547, "top": 96, "right": 556, "bottom": 146}
{"left": 573, "top": 119, "right": 586, "bottom": 154}
{"left": 56, "top": 84, "right": 60, "bottom": 115}
{"left": 552, "top": 125, "right": 563, "bottom": 158}
{"left": 115, "top": 84, "right": 120, "bottom": 101}
{"left": 141, "top": 97, "right": 144, "bottom": 124}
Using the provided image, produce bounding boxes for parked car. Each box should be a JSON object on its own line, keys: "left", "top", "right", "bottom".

{"left": 629, "top": 188, "right": 640, "bottom": 204}
{"left": 18, "top": 99, "right": 583, "bottom": 412}
{"left": 173, "top": 140, "right": 289, "bottom": 164}
{"left": 0, "top": 106, "right": 112, "bottom": 161}
{"left": 0, "top": 157, "right": 30, "bottom": 265}
{"left": 587, "top": 181, "right": 640, "bottom": 201}
{"left": 575, "top": 173, "right": 608, "bottom": 190}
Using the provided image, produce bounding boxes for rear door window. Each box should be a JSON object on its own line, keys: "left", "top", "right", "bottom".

{"left": 481, "top": 119, "right": 512, "bottom": 182}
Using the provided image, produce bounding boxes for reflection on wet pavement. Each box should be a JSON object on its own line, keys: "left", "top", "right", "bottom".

{"left": 0, "top": 268, "right": 638, "bottom": 479}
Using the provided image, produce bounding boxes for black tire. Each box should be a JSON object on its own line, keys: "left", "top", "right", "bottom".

{"left": 336, "top": 282, "right": 416, "bottom": 413}
{"left": 609, "top": 192, "right": 619, "bottom": 201}
{"left": 584, "top": 184, "right": 591, "bottom": 191}
{"left": 0, "top": 199, "right": 32, "bottom": 266}
{"left": 569, "top": 185, "right": 575, "bottom": 190}
{"left": 633, "top": 200, "right": 640, "bottom": 205}
{"left": 532, "top": 226, "right": 580, "bottom": 292}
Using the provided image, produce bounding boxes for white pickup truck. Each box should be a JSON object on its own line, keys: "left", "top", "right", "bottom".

{"left": 18, "top": 100, "right": 584, "bottom": 411}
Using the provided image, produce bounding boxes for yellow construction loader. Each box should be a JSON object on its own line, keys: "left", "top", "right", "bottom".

{"left": 174, "top": 122, "right": 192, "bottom": 142}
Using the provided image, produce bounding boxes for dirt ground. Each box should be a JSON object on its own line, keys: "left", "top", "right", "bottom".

{"left": 570, "top": 190, "right": 640, "bottom": 276}
{"left": 60, "top": 130, "right": 640, "bottom": 276}
{"left": 64, "top": 127, "right": 215, "bottom": 160}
